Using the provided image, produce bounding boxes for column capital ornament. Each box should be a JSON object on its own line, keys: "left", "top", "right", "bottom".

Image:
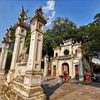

{"left": 18, "top": 6, "right": 30, "bottom": 22}
{"left": 14, "top": 6, "right": 30, "bottom": 29}
{"left": 30, "top": 6, "right": 48, "bottom": 25}
{"left": 2, "top": 28, "right": 12, "bottom": 44}
{"left": 35, "top": 6, "right": 43, "bottom": 15}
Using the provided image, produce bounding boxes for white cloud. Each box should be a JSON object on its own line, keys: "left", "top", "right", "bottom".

{"left": 43, "top": 0, "right": 55, "bottom": 13}
{"left": 43, "top": 0, "right": 56, "bottom": 26}
{"left": 46, "top": 11, "right": 56, "bottom": 26}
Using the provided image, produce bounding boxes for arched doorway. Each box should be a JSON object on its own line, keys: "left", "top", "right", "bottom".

{"left": 75, "top": 65, "right": 79, "bottom": 79}
{"left": 62, "top": 63, "right": 69, "bottom": 74}
{"left": 53, "top": 65, "right": 56, "bottom": 76}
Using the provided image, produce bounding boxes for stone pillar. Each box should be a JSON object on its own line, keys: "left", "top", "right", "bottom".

{"left": 56, "top": 57, "right": 59, "bottom": 76}
{"left": 0, "top": 31, "right": 11, "bottom": 70}
{"left": 44, "top": 55, "right": 49, "bottom": 77}
{"left": 0, "top": 48, "right": 2, "bottom": 68}
{"left": 77, "top": 47, "right": 84, "bottom": 81}
{"left": 24, "top": 7, "right": 47, "bottom": 87}
{"left": 18, "top": 36, "right": 26, "bottom": 57}
{"left": 13, "top": 7, "right": 47, "bottom": 100}
{"left": 2, "top": 44, "right": 9, "bottom": 70}
{"left": 0, "top": 31, "right": 11, "bottom": 81}
{"left": 5, "top": 7, "right": 47, "bottom": 100}
{"left": 0, "top": 43, "right": 5, "bottom": 69}
{"left": 7, "top": 20, "right": 28, "bottom": 82}
{"left": 10, "top": 35, "right": 20, "bottom": 70}
{"left": 7, "top": 36, "right": 20, "bottom": 82}
{"left": 78, "top": 59, "right": 84, "bottom": 81}
{"left": 0, "top": 48, "right": 2, "bottom": 57}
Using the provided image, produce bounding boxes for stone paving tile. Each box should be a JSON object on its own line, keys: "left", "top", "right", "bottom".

{"left": 56, "top": 83, "right": 100, "bottom": 100}
{"left": 42, "top": 77, "right": 100, "bottom": 100}
{"left": 0, "top": 76, "right": 100, "bottom": 100}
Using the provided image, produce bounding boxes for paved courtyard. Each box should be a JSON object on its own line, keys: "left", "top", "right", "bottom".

{"left": 0, "top": 77, "right": 100, "bottom": 100}
{"left": 41, "top": 77, "right": 100, "bottom": 100}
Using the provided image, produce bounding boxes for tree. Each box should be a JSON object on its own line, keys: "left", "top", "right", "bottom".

{"left": 5, "top": 52, "right": 12, "bottom": 74}
{"left": 82, "top": 25, "right": 100, "bottom": 57}
{"left": 93, "top": 13, "right": 100, "bottom": 25}
{"left": 5, "top": 13, "right": 100, "bottom": 73}
{"left": 25, "top": 27, "right": 31, "bottom": 53}
{"left": 42, "top": 33, "right": 57, "bottom": 60}
{"left": 51, "top": 17, "right": 77, "bottom": 45}
{"left": 5, "top": 26, "right": 15, "bottom": 73}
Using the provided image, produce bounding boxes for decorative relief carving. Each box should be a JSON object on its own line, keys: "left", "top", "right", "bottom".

{"left": 39, "top": 23, "right": 43, "bottom": 30}
{"left": 2, "top": 27, "right": 12, "bottom": 44}
{"left": 18, "top": 47, "right": 28, "bottom": 63}
{"left": 24, "top": 77, "right": 30, "bottom": 85}
{"left": 38, "top": 33, "right": 41, "bottom": 38}
{"left": 15, "top": 75, "right": 24, "bottom": 83}
{"left": 21, "top": 28, "right": 24, "bottom": 33}
{"left": 18, "top": 6, "right": 30, "bottom": 22}
{"left": 35, "top": 6, "right": 43, "bottom": 15}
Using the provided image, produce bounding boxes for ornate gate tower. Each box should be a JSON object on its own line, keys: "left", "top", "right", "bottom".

{"left": 6, "top": 6, "right": 47, "bottom": 100}
{"left": 24, "top": 6, "right": 47, "bottom": 86}
{"left": 7, "top": 6, "right": 29, "bottom": 82}
{"left": 0, "top": 29, "right": 11, "bottom": 82}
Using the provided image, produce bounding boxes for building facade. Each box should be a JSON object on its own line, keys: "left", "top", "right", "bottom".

{"left": 51, "top": 39, "right": 84, "bottom": 80}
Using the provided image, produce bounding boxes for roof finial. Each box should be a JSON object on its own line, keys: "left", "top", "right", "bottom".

{"left": 18, "top": 6, "right": 30, "bottom": 22}
{"left": 35, "top": 6, "right": 43, "bottom": 15}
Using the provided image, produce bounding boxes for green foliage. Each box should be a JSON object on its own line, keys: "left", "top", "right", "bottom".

{"left": 25, "top": 27, "right": 31, "bottom": 47}
{"left": 42, "top": 33, "right": 57, "bottom": 59}
{"left": 93, "top": 13, "right": 100, "bottom": 25}
{"left": 43, "top": 17, "right": 77, "bottom": 58}
{"left": 43, "top": 14, "right": 100, "bottom": 64}
{"left": 25, "top": 27, "right": 31, "bottom": 53}
{"left": 4, "top": 12, "right": 100, "bottom": 71}
{"left": 10, "top": 26, "right": 15, "bottom": 41}
{"left": 5, "top": 52, "right": 12, "bottom": 73}
{"left": 82, "top": 24, "right": 100, "bottom": 57}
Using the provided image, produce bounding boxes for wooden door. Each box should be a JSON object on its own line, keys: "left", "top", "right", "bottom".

{"left": 62, "top": 64, "right": 69, "bottom": 75}
{"left": 53, "top": 65, "right": 56, "bottom": 76}
{"left": 75, "top": 65, "right": 79, "bottom": 79}
{"left": 62, "top": 65, "right": 65, "bottom": 75}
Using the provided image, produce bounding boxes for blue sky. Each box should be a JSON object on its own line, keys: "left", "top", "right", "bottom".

{"left": 0, "top": 0, "right": 100, "bottom": 46}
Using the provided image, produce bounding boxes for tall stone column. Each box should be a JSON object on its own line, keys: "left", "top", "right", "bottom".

{"left": 77, "top": 47, "right": 84, "bottom": 81}
{"left": 0, "top": 43, "right": 5, "bottom": 69}
{"left": 18, "top": 36, "right": 26, "bottom": 56}
{"left": 12, "top": 7, "right": 47, "bottom": 100}
{"left": 7, "top": 7, "right": 29, "bottom": 82}
{"left": 0, "top": 30, "right": 11, "bottom": 80}
{"left": 44, "top": 55, "right": 49, "bottom": 77}
{"left": 24, "top": 6, "right": 47, "bottom": 87}
{"left": 56, "top": 57, "right": 59, "bottom": 76}
{"left": 7, "top": 28, "right": 28, "bottom": 82}
{"left": 0, "top": 48, "right": 2, "bottom": 57}
{"left": 10, "top": 35, "right": 20, "bottom": 70}
{"left": 2, "top": 44, "right": 9, "bottom": 70}
{"left": 79, "top": 59, "right": 84, "bottom": 81}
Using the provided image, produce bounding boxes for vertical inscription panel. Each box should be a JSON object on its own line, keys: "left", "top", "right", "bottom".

{"left": 36, "top": 40, "right": 41, "bottom": 61}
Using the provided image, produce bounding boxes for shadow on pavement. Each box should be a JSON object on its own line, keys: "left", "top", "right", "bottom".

{"left": 46, "top": 78, "right": 55, "bottom": 82}
{"left": 69, "top": 80, "right": 100, "bottom": 88}
{"left": 80, "top": 81, "right": 100, "bottom": 88}
{"left": 41, "top": 82, "right": 63, "bottom": 100}
{"left": 68, "top": 78, "right": 100, "bottom": 88}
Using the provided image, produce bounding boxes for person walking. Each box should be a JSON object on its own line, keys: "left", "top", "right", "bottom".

{"left": 63, "top": 71, "right": 68, "bottom": 83}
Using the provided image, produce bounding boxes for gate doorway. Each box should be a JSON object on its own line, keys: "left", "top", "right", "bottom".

{"left": 62, "top": 63, "right": 69, "bottom": 74}
{"left": 53, "top": 65, "right": 56, "bottom": 76}
{"left": 75, "top": 65, "right": 79, "bottom": 79}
